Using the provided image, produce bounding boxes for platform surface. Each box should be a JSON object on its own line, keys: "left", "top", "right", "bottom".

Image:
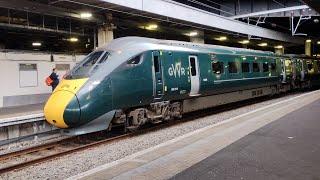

{"left": 0, "top": 103, "right": 44, "bottom": 120}
{"left": 172, "top": 97, "right": 320, "bottom": 180}
{"left": 70, "top": 90, "right": 320, "bottom": 180}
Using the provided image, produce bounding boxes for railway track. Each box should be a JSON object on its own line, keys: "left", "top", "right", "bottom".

{"left": 0, "top": 91, "right": 304, "bottom": 174}
{"left": 0, "top": 119, "right": 183, "bottom": 174}
{"left": 0, "top": 129, "right": 137, "bottom": 174}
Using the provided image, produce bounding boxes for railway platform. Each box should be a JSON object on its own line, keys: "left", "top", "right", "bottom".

{"left": 0, "top": 103, "right": 43, "bottom": 120}
{"left": 70, "top": 90, "right": 320, "bottom": 180}
{"left": 0, "top": 104, "right": 55, "bottom": 143}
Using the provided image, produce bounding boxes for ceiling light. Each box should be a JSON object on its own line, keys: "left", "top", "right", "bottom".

{"left": 258, "top": 43, "right": 268, "bottom": 47}
{"left": 145, "top": 24, "right": 158, "bottom": 31}
{"left": 274, "top": 45, "right": 283, "bottom": 49}
{"left": 80, "top": 12, "right": 92, "bottom": 19}
{"left": 239, "top": 40, "right": 250, "bottom": 44}
{"left": 187, "top": 31, "right": 198, "bottom": 37}
{"left": 306, "top": 39, "right": 312, "bottom": 43}
{"left": 32, "top": 42, "right": 41, "bottom": 47}
{"left": 214, "top": 36, "right": 227, "bottom": 41}
{"left": 69, "top": 37, "right": 79, "bottom": 42}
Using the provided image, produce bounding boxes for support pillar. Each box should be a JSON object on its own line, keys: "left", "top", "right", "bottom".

{"left": 305, "top": 40, "right": 312, "bottom": 56}
{"left": 97, "top": 25, "right": 114, "bottom": 47}
{"left": 190, "top": 31, "right": 204, "bottom": 44}
{"left": 275, "top": 47, "right": 284, "bottom": 55}
{"left": 97, "top": 13, "right": 115, "bottom": 47}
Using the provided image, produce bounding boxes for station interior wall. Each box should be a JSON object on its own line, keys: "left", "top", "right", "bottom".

{"left": 0, "top": 51, "right": 85, "bottom": 108}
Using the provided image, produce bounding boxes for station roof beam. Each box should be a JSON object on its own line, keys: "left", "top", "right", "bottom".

{"left": 230, "top": 5, "right": 314, "bottom": 19}
{"left": 0, "top": 0, "right": 103, "bottom": 23}
{"left": 97, "top": 0, "right": 305, "bottom": 44}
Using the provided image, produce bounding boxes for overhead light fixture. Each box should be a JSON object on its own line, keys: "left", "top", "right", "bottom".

{"left": 145, "top": 24, "right": 158, "bottom": 31}
{"left": 239, "top": 40, "right": 250, "bottom": 44}
{"left": 80, "top": 12, "right": 92, "bottom": 19}
{"left": 185, "top": 31, "right": 198, "bottom": 37}
{"left": 258, "top": 43, "right": 268, "bottom": 47}
{"left": 214, "top": 36, "right": 227, "bottom": 41}
{"left": 274, "top": 45, "right": 283, "bottom": 49}
{"left": 69, "top": 37, "right": 79, "bottom": 42}
{"left": 306, "top": 39, "right": 312, "bottom": 43}
{"left": 32, "top": 42, "right": 41, "bottom": 47}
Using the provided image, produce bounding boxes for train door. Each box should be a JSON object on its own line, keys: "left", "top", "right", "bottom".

{"left": 188, "top": 55, "right": 200, "bottom": 96}
{"left": 152, "top": 51, "right": 164, "bottom": 99}
{"left": 300, "top": 59, "right": 307, "bottom": 81}
{"left": 281, "top": 58, "right": 286, "bottom": 83}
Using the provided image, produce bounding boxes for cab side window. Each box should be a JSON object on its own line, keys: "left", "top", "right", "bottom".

{"left": 212, "top": 62, "right": 224, "bottom": 74}
{"left": 127, "top": 54, "right": 142, "bottom": 65}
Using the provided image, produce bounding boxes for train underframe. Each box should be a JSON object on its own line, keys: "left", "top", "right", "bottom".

{"left": 110, "top": 82, "right": 309, "bottom": 132}
{"left": 61, "top": 78, "right": 313, "bottom": 136}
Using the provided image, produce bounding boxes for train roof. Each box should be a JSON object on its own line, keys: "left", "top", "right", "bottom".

{"left": 285, "top": 54, "right": 320, "bottom": 60}
{"left": 97, "top": 36, "right": 275, "bottom": 57}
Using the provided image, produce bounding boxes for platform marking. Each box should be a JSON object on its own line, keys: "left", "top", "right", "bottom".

{"left": 68, "top": 90, "right": 320, "bottom": 180}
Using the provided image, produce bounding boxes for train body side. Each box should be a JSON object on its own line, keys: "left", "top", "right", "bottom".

{"left": 110, "top": 50, "right": 283, "bottom": 111}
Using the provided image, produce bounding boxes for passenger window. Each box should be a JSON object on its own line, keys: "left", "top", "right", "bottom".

{"left": 190, "top": 57, "right": 197, "bottom": 76}
{"left": 253, "top": 62, "right": 260, "bottom": 72}
{"left": 263, "top": 62, "right": 269, "bottom": 72}
{"left": 241, "top": 62, "right": 250, "bottom": 73}
{"left": 228, "top": 62, "right": 238, "bottom": 73}
{"left": 154, "top": 55, "right": 160, "bottom": 73}
{"left": 307, "top": 62, "right": 313, "bottom": 71}
{"left": 271, "top": 63, "right": 276, "bottom": 72}
{"left": 127, "top": 54, "right": 141, "bottom": 65}
{"left": 212, "top": 62, "right": 224, "bottom": 74}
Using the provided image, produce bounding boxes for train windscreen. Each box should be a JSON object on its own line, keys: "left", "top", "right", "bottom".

{"left": 65, "top": 51, "right": 110, "bottom": 79}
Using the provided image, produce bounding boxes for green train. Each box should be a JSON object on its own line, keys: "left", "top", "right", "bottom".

{"left": 44, "top": 37, "right": 320, "bottom": 135}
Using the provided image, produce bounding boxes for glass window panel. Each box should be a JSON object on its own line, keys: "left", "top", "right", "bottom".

{"left": 212, "top": 62, "right": 224, "bottom": 74}
{"left": 242, "top": 62, "right": 250, "bottom": 73}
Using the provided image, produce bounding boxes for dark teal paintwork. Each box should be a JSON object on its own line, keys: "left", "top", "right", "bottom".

{"left": 59, "top": 37, "right": 320, "bottom": 128}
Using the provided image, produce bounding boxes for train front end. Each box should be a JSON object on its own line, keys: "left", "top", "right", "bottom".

{"left": 44, "top": 78, "right": 88, "bottom": 128}
{"left": 44, "top": 50, "right": 115, "bottom": 135}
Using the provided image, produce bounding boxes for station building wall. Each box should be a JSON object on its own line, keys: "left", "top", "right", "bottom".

{"left": 0, "top": 51, "right": 86, "bottom": 108}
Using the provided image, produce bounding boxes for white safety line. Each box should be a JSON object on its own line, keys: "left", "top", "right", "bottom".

{"left": 68, "top": 90, "right": 320, "bottom": 180}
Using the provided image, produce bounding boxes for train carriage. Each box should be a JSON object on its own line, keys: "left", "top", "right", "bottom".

{"left": 44, "top": 37, "right": 320, "bottom": 135}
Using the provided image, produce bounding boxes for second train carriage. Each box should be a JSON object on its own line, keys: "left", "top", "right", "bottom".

{"left": 44, "top": 37, "right": 320, "bottom": 135}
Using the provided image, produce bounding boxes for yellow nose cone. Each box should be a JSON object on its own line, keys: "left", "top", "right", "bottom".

{"left": 44, "top": 90, "right": 75, "bottom": 128}
{"left": 44, "top": 78, "right": 88, "bottom": 128}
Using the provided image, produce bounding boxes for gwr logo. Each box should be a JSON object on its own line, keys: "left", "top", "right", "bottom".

{"left": 168, "top": 62, "right": 186, "bottom": 78}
